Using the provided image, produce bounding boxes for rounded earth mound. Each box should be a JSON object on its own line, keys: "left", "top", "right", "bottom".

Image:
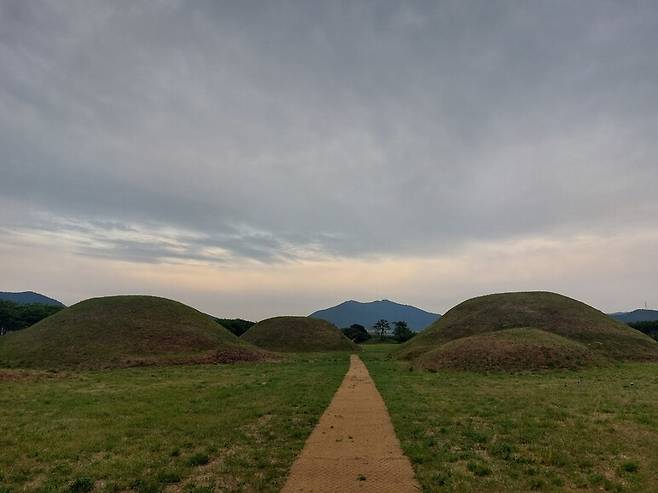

{"left": 397, "top": 292, "right": 658, "bottom": 371}
{"left": 0, "top": 295, "right": 265, "bottom": 369}
{"left": 241, "top": 316, "right": 359, "bottom": 352}
{"left": 415, "top": 328, "right": 594, "bottom": 372}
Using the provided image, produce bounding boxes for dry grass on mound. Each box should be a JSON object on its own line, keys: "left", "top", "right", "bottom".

{"left": 242, "top": 316, "right": 360, "bottom": 352}
{"left": 0, "top": 295, "right": 265, "bottom": 369}
{"left": 415, "top": 328, "right": 595, "bottom": 372}
{"left": 397, "top": 292, "right": 658, "bottom": 367}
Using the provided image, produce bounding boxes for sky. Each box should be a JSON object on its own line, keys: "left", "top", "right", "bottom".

{"left": 1, "top": 0, "right": 657, "bottom": 320}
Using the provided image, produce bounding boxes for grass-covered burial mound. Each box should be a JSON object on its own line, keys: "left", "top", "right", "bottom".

{"left": 397, "top": 292, "right": 658, "bottom": 371}
{"left": 241, "top": 316, "right": 359, "bottom": 352}
{"left": 0, "top": 296, "right": 265, "bottom": 369}
{"left": 415, "top": 328, "right": 593, "bottom": 371}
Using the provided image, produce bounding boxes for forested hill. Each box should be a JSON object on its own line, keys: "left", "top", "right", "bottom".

{"left": 610, "top": 309, "right": 658, "bottom": 323}
{"left": 0, "top": 291, "right": 65, "bottom": 307}
{"left": 0, "top": 300, "right": 64, "bottom": 333}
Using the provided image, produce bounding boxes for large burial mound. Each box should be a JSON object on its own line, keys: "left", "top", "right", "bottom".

{"left": 397, "top": 292, "right": 658, "bottom": 371}
{"left": 0, "top": 296, "right": 265, "bottom": 369}
{"left": 241, "top": 316, "right": 360, "bottom": 352}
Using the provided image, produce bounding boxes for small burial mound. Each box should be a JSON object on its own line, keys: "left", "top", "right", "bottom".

{"left": 415, "top": 328, "right": 594, "bottom": 372}
{"left": 0, "top": 296, "right": 265, "bottom": 369}
{"left": 241, "top": 316, "right": 360, "bottom": 352}
{"left": 397, "top": 291, "right": 658, "bottom": 371}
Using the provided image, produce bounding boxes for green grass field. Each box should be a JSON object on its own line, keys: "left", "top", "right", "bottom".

{"left": 4, "top": 343, "right": 658, "bottom": 493}
{"left": 0, "top": 353, "right": 349, "bottom": 493}
{"left": 363, "top": 345, "right": 658, "bottom": 492}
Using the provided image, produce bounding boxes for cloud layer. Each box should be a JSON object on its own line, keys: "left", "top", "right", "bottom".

{"left": 1, "top": 1, "right": 657, "bottom": 317}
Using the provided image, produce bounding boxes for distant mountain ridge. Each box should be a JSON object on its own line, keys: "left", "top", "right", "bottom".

{"left": 609, "top": 309, "right": 658, "bottom": 324}
{"left": 0, "top": 291, "right": 65, "bottom": 307}
{"left": 310, "top": 299, "right": 440, "bottom": 331}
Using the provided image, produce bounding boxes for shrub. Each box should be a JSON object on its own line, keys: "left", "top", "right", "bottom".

{"left": 341, "top": 324, "right": 371, "bottom": 343}
{"left": 489, "top": 441, "right": 514, "bottom": 460}
{"left": 188, "top": 452, "right": 210, "bottom": 466}
{"left": 69, "top": 477, "right": 94, "bottom": 493}
{"left": 467, "top": 461, "right": 491, "bottom": 476}
{"left": 621, "top": 461, "right": 639, "bottom": 473}
{"left": 157, "top": 470, "right": 181, "bottom": 483}
{"left": 130, "top": 479, "right": 161, "bottom": 493}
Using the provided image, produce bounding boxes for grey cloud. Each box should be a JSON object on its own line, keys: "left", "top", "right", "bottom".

{"left": 1, "top": 0, "right": 658, "bottom": 263}
{"left": 0, "top": 215, "right": 307, "bottom": 264}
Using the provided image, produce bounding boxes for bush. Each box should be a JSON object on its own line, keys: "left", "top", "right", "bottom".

{"left": 393, "top": 321, "right": 415, "bottom": 343}
{"left": 157, "top": 470, "right": 181, "bottom": 483}
{"left": 467, "top": 461, "right": 491, "bottom": 476}
{"left": 69, "top": 477, "right": 94, "bottom": 493}
{"left": 214, "top": 318, "right": 255, "bottom": 337}
{"left": 489, "top": 441, "right": 514, "bottom": 460}
{"left": 621, "top": 461, "right": 639, "bottom": 473}
{"left": 130, "top": 479, "right": 161, "bottom": 493}
{"left": 188, "top": 452, "right": 210, "bottom": 466}
{"left": 341, "top": 324, "right": 370, "bottom": 343}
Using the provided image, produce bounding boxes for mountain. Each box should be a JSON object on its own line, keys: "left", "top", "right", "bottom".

{"left": 310, "top": 299, "right": 440, "bottom": 331}
{"left": 0, "top": 291, "right": 65, "bottom": 307}
{"left": 610, "top": 309, "right": 658, "bottom": 324}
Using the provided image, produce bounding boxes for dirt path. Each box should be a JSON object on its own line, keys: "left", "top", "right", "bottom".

{"left": 281, "top": 354, "right": 420, "bottom": 493}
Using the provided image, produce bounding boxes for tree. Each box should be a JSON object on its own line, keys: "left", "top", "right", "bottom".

{"left": 373, "top": 319, "right": 391, "bottom": 340}
{"left": 341, "top": 324, "right": 370, "bottom": 343}
{"left": 393, "top": 320, "right": 415, "bottom": 343}
{"left": 0, "top": 301, "right": 63, "bottom": 332}
{"left": 628, "top": 321, "right": 658, "bottom": 341}
{"left": 214, "top": 318, "right": 255, "bottom": 337}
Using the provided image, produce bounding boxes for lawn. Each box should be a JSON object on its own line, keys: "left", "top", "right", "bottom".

{"left": 362, "top": 345, "right": 658, "bottom": 492}
{"left": 0, "top": 353, "right": 349, "bottom": 493}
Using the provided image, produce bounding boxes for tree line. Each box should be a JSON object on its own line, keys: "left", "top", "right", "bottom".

{"left": 341, "top": 319, "right": 416, "bottom": 343}
{"left": 0, "top": 300, "right": 64, "bottom": 335}
{"left": 214, "top": 318, "right": 255, "bottom": 337}
{"left": 628, "top": 320, "right": 658, "bottom": 341}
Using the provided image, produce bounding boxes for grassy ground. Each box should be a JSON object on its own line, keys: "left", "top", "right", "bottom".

{"left": 0, "top": 353, "right": 349, "bottom": 493}
{"left": 362, "top": 345, "right": 658, "bottom": 493}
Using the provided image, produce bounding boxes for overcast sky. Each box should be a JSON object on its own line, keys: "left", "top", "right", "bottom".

{"left": 1, "top": 1, "right": 657, "bottom": 319}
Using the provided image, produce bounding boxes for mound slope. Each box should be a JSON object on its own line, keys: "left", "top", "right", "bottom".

{"left": 416, "top": 328, "right": 594, "bottom": 372}
{"left": 397, "top": 292, "right": 658, "bottom": 370}
{"left": 0, "top": 296, "right": 264, "bottom": 369}
{"left": 242, "top": 316, "right": 359, "bottom": 352}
